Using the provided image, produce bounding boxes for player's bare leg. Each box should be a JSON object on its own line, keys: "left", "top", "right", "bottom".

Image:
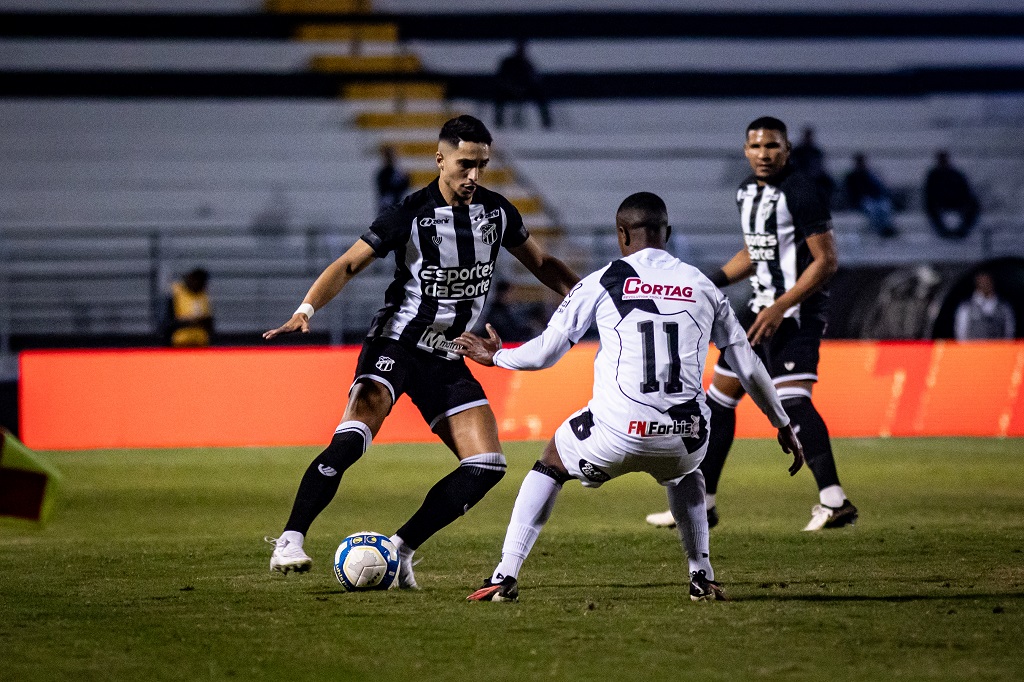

{"left": 776, "top": 379, "right": 857, "bottom": 530}
{"left": 269, "top": 380, "right": 391, "bottom": 574}
{"left": 391, "top": 405, "right": 508, "bottom": 589}
{"left": 468, "top": 437, "right": 569, "bottom": 602}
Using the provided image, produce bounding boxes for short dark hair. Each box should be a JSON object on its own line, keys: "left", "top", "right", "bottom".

{"left": 617, "top": 192, "right": 668, "bottom": 231}
{"left": 439, "top": 115, "right": 492, "bottom": 147}
{"left": 746, "top": 116, "right": 788, "bottom": 139}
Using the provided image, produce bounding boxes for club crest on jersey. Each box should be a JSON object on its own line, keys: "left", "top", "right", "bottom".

{"left": 627, "top": 415, "right": 701, "bottom": 438}
{"left": 375, "top": 356, "right": 395, "bottom": 372}
{"left": 579, "top": 460, "right": 610, "bottom": 483}
{"left": 480, "top": 222, "right": 497, "bottom": 245}
{"left": 622, "top": 277, "right": 695, "bottom": 302}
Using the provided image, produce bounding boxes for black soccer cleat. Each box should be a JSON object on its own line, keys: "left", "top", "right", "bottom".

{"left": 467, "top": 575, "right": 519, "bottom": 602}
{"left": 707, "top": 506, "right": 719, "bottom": 529}
{"left": 689, "top": 570, "right": 728, "bottom": 602}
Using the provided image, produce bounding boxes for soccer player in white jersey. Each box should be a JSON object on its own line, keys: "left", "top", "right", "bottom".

{"left": 456, "top": 192, "right": 803, "bottom": 602}
{"left": 646, "top": 116, "right": 857, "bottom": 533}
{"left": 262, "top": 116, "right": 579, "bottom": 585}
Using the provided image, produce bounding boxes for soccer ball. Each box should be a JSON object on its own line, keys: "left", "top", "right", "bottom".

{"left": 333, "top": 531, "right": 399, "bottom": 591}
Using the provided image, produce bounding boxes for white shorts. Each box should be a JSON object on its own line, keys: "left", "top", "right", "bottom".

{"left": 553, "top": 408, "right": 707, "bottom": 488}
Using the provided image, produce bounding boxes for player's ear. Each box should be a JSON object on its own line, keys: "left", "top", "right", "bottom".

{"left": 665, "top": 224, "right": 672, "bottom": 242}
{"left": 619, "top": 225, "right": 630, "bottom": 246}
{"left": 435, "top": 149, "right": 444, "bottom": 168}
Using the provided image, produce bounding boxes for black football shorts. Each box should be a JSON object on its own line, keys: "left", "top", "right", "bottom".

{"left": 716, "top": 317, "right": 824, "bottom": 383}
{"left": 353, "top": 337, "right": 489, "bottom": 429}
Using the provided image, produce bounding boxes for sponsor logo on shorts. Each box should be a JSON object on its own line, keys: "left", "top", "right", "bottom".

{"left": 622, "top": 277, "right": 695, "bottom": 302}
{"left": 421, "top": 260, "right": 495, "bottom": 299}
{"left": 480, "top": 222, "right": 497, "bottom": 245}
{"left": 627, "top": 415, "right": 701, "bottom": 438}
{"left": 579, "top": 460, "right": 610, "bottom": 483}
{"left": 318, "top": 464, "right": 338, "bottom": 477}
{"left": 376, "top": 356, "right": 395, "bottom": 372}
{"left": 418, "top": 328, "right": 463, "bottom": 353}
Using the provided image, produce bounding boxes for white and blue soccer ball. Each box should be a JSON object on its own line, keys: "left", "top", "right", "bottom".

{"left": 333, "top": 531, "right": 399, "bottom": 591}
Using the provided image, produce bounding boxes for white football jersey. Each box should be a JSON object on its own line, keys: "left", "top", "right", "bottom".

{"left": 546, "top": 248, "right": 747, "bottom": 454}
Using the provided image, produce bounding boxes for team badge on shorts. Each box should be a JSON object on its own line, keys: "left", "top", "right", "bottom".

{"left": 376, "top": 356, "right": 395, "bottom": 372}
{"left": 579, "top": 460, "right": 610, "bottom": 483}
{"left": 480, "top": 222, "right": 497, "bottom": 245}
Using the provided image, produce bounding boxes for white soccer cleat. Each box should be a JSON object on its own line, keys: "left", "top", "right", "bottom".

{"left": 266, "top": 536, "right": 312, "bottom": 574}
{"left": 645, "top": 510, "right": 676, "bottom": 528}
{"left": 397, "top": 552, "right": 420, "bottom": 590}
{"left": 803, "top": 500, "right": 859, "bottom": 531}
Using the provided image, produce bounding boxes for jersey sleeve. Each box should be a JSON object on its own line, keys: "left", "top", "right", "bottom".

{"left": 785, "top": 176, "right": 832, "bottom": 236}
{"left": 709, "top": 286, "right": 749, "bottom": 350}
{"left": 545, "top": 271, "right": 603, "bottom": 344}
{"left": 499, "top": 197, "right": 529, "bottom": 249}
{"left": 361, "top": 207, "right": 411, "bottom": 257}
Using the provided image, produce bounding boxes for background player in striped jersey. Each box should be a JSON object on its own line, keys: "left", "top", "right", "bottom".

{"left": 457, "top": 192, "right": 802, "bottom": 602}
{"left": 647, "top": 116, "right": 857, "bottom": 532}
{"left": 263, "top": 115, "right": 579, "bottom": 585}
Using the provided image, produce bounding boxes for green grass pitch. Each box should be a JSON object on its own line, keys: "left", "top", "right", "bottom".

{"left": 1, "top": 438, "right": 1022, "bottom": 681}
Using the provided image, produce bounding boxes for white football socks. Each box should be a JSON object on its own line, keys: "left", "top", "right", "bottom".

{"left": 668, "top": 471, "right": 713, "bottom": 580}
{"left": 279, "top": 530, "right": 304, "bottom": 547}
{"left": 819, "top": 484, "right": 846, "bottom": 508}
{"left": 492, "top": 469, "right": 562, "bottom": 582}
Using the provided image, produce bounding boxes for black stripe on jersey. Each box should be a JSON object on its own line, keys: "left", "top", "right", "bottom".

{"left": 444, "top": 205, "right": 478, "bottom": 341}
{"left": 398, "top": 218, "right": 441, "bottom": 349}
{"left": 599, "top": 260, "right": 659, "bottom": 318}
{"left": 747, "top": 184, "right": 762, "bottom": 235}
{"left": 762, "top": 192, "right": 787, "bottom": 301}
{"left": 367, "top": 241, "right": 411, "bottom": 338}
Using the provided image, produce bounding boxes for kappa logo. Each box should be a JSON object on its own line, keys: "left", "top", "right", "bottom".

{"left": 579, "top": 460, "right": 610, "bottom": 483}
{"left": 480, "top": 222, "right": 497, "bottom": 245}
{"left": 376, "top": 356, "right": 395, "bottom": 372}
{"left": 431, "top": 235, "right": 443, "bottom": 245}
{"left": 784, "top": 361, "right": 796, "bottom": 371}
{"left": 317, "top": 464, "right": 338, "bottom": 477}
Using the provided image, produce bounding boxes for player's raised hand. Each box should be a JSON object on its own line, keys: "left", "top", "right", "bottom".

{"left": 263, "top": 313, "right": 310, "bottom": 340}
{"left": 777, "top": 423, "right": 804, "bottom": 476}
{"left": 454, "top": 324, "right": 503, "bottom": 366}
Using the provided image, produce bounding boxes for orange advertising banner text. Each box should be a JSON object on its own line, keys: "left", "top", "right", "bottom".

{"left": 19, "top": 341, "right": 1024, "bottom": 450}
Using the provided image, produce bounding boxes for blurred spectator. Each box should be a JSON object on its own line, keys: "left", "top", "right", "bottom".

{"left": 375, "top": 144, "right": 410, "bottom": 213}
{"left": 844, "top": 153, "right": 896, "bottom": 238}
{"left": 168, "top": 268, "right": 213, "bottom": 347}
{"left": 476, "top": 281, "right": 537, "bottom": 342}
{"left": 790, "top": 126, "right": 834, "bottom": 203}
{"left": 954, "top": 271, "right": 1015, "bottom": 340}
{"left": 494, "top": 39, "right": 552, "bottom": 129}
{"left": 925, "top": 150, "right": 980, "bottom": 240}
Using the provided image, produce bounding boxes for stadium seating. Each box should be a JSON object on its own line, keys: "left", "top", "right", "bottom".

{"left": 1, "top": 1, "right": 1023, "bottom": 350}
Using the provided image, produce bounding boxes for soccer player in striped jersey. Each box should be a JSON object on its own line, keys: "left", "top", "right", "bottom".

{"left": 263, "top": 115, "right": 579, "bottom": 585}
{"left": 458, "top": 192, "right": 803, "bottom": 602}
{"left": 646, "top": 116, "right": 857, "bottom": 532}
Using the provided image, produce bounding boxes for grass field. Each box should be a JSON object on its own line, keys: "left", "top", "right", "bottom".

{"left": 2, "top": 438, "right": 1022, "bottom": 681}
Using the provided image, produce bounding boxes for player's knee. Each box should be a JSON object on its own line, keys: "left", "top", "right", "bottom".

{"left": 314, "top": 427, "right": 369, "bottom": 475}
{"left": 532, "top": 460, "right": 573, "bottom": 485}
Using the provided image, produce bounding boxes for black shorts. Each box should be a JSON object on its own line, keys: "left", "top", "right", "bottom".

{"left": 716, "top": 317, "right": 824, "bottom": 383}
{"left": 353, "top": 337, "right": 489, "bottom": 430}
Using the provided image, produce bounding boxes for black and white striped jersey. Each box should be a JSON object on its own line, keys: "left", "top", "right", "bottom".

{"left": 360, "top": 178, "right": 529, "bottom": 359}
{"left": 736, "top": 165, "right": 832, "bottom": 322}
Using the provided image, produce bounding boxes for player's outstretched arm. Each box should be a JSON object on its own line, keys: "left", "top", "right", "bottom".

{"left": 507, "top": 236, "right": 580, "bottom": 296}
{"left": 455, "top": 324, "right": 503, "bottom": 366}
{"left": 777, "top": 424, "right": 804, "bottom": 476}
{"left": 263, "top": 240, "right": 376, "bottom": 340}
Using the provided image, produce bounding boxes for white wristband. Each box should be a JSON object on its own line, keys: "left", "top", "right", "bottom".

{"left": 294, "top": 303, "right": 315, "bottom": 319}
